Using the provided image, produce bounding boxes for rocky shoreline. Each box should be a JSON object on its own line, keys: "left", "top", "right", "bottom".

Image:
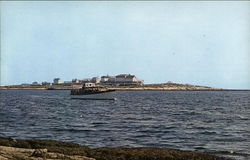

{"left": 0, "top": 137, "right": 232, "bottom": 160}
{"left": 0, "top": 87, "right": 248, "bottom": 91}
{"left": 1, "top": 83, "right": 248, "bottom": 91}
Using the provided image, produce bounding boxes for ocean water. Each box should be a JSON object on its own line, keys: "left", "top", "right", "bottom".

{"left": 0, "top": 90, "right": 249, "bottom": 160}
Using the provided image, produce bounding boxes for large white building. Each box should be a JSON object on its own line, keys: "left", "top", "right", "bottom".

{"left": 100, "top": 74, "right": 143, "bottom": 86}
{"left": 116, "top": 74, "right": 138, "bottom": 82}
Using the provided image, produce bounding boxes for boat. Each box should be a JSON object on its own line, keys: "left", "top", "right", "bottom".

{"left": 70, "top": 83, "right": 116, "bottom": 100}
{"left": 71, "top": 86, "right": 115, "bottom": 95}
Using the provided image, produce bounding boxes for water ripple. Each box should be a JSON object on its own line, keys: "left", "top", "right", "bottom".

{"left": 0, "top": 90, "right": 249, "bottom": 160}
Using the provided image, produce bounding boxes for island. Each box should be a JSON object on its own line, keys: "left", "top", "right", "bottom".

{"left": 0, "top": 74, "right": 248, "bottom": 91}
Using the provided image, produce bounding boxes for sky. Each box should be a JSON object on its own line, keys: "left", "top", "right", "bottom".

{"left": 1, "top": 1, "right": 250, "bottom": 89}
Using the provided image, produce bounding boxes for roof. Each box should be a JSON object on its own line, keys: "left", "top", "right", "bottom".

{"left": 101, "top": 76, "right": 110, "bottom": 78}
{"left": 116, "top": 74, "right": 135, "bottom": 78}
{"left": 101, "top": 75, "right": 115, "bottom": 78}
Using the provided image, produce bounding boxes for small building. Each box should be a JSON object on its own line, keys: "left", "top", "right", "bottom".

{"left": 53, "top": 78, "right": 62, "bottom": 84}
{"left": 91, "top": 77, "right": 100, "bottom": 84}
{"left": 21, "top": 83, "right": 30, "bottom": 86}
{"left": 100, "top": 75, "right": 116, "bottom": 85}
{"left": 72, "top": 79, "right": 80, "bottom": 84}
{"left": 63, "top": 81, "right": 72, "bottom": 86}
{"left": 80, "top": 78, "right": 92, "bottom": 83}
{"left": 108, "top": 76, "right": 116, "bottom": 82}
{"left": 101, "top": 75, "right": 110, "bottom": 82}
{"left": 32, "top": 82, "right": 39, "bottom": 85}
{"left": 31, "top": 82, "right": 41, "bottom": 86}
{"left": 42, "top": 82, "right": 51, "bottom": 86}
{"left": 116, "top": 74, "right": 137, "bottom": 82}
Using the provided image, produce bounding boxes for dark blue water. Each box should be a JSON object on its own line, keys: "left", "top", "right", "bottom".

{"left": 0, "top": 90, "right": 249, "bottom": 159}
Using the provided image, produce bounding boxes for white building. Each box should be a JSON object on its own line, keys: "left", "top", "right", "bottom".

{"left": 72, "top": 79, "right": 80, "bottom": 84}
{"left": 101, "top": 75, "right": 110, "bottom": 82}
{"left": 53, "top": 78, "right": 62, "bottom": 84}
{"left": 63, "top": 81, "right": 72, "bottom": 86}
{"left": 91, "top": 77, "right": 100, "bottom": 84}
{"left": 109, "top": 76, "right": 116, "bottom": 82}
{"left": 42, "top": 82, "right": 51, "bottom": 86}
{"left": 31, "top": 82, "right": 42, "bottom": 86}
{"left": 115, "top": 74, "right": 138, "bottom": 82}
{"left": 100, "top": 74, "right": 143, "bottom": 86}
{"left": 80, "top": 78, "right": 91, "bottom": 83}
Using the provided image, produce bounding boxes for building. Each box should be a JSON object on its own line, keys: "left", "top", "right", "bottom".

{"left": 42, "top": 82, "right": 51, "bottom": 86}
{"left": 72, "top": 79, "right": 80, "bottom": 84}
{"left": 100, "top": 75, "right": 116, "bottom": 85}
{"left": 101, "top": 75, "right": 110, "bottom": 82}
{"left": 31, "top": 82, "right": 41, "bottom": 86}
{"left": 71, "top": 77, "right": 100, "bottom": 85}
{"left": 115, "top": 74, "right": 143, "bottom": 86}
{"left": 21, "top": 83, "right": 30, "bottom": 87}
{"left": 63, "top": 81, "right": 72, "bottom": 86}
{"left": 80, "top": 78, "right": 91, "bottom": 83}
{"left": 100, "top": 74, "right": 143, "bottom": 86}
{"left": 116, "top": 74, "right": 137, "bottom": 82}
{"left": 53, "top": 78, "right": 62, "bottom": 84}
{"left": 91, "top": 77, "right": 100, "bottom": 84}
{"left": 108, "top": 76, "right": 116, "bottom": 82}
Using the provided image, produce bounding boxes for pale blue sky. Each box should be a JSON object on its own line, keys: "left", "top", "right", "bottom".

{"left": 1, "top": 1, "right": 250, "bottom": 89}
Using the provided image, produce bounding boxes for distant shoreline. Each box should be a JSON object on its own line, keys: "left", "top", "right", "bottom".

{"left": 0, "top": 87, "right": 249, "bottom": 91}
{"left": 1, "top": 83, "right": 249, "bottom": 91}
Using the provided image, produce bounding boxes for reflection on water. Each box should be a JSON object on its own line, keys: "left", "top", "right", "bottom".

{"left": 0, "top": 90, "right": 249, "bottom": 160}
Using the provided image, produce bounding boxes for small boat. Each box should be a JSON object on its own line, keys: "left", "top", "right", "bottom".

{"left": 70, "top": 83, "right": 116, "bottom": 100}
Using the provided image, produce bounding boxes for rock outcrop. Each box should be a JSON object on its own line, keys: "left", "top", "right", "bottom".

{"left": 0, "top": 145, "right": 95, "bottom": 160}
{"left": 0, "top": 138, "right": 232, "bottom": 160}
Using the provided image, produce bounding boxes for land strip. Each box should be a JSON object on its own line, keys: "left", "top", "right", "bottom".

{"left": 0, "top": 83, "right": 248, "bottom": 91}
